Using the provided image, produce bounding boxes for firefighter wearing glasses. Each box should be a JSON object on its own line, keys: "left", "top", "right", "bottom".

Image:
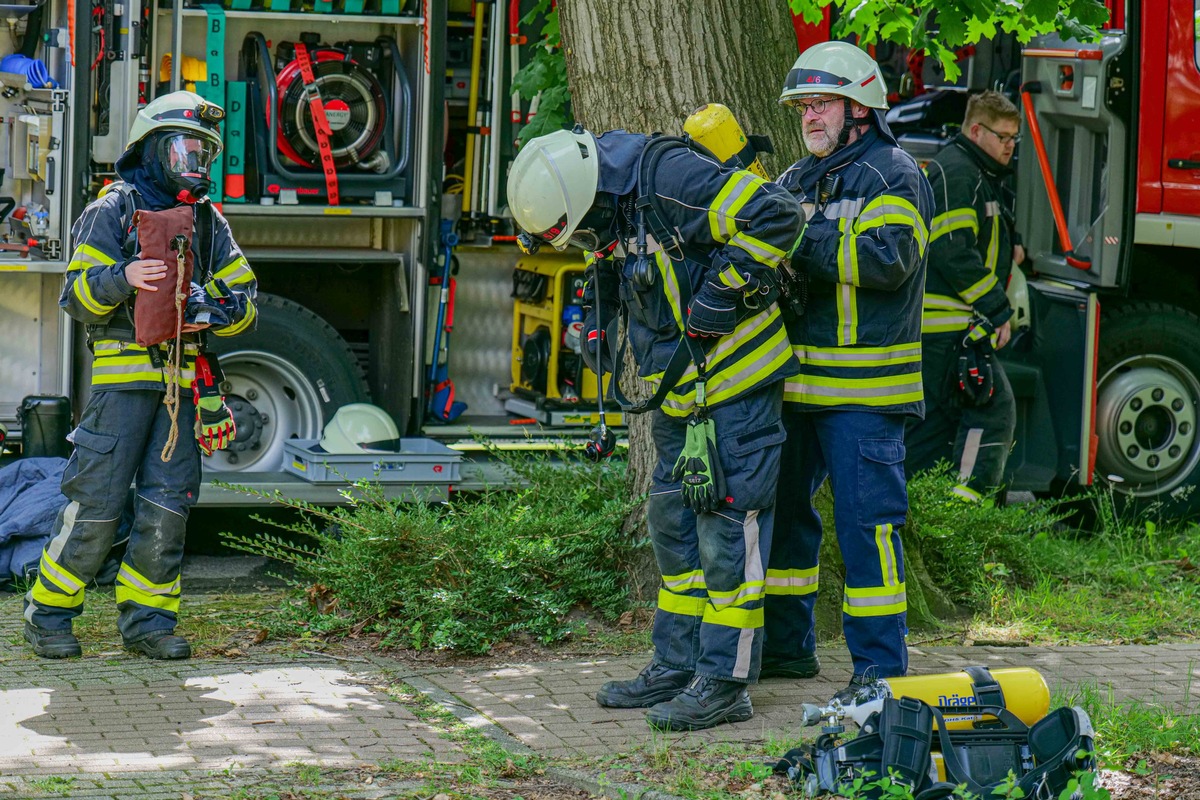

{"left": 23, "top": 91, "right": 257, "bottom": 660}
{"left": 763, "top": 42, "right": 934, "bottom": 700}
{"left": 906, "top": 91, "right": 1022, "bottom": 502}
{"left": 508, "top": 126, "right": 803, "bottom": 730}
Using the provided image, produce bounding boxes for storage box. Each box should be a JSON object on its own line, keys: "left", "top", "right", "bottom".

{"left": 283, "top": 438, "right": 462, "bottom": 484}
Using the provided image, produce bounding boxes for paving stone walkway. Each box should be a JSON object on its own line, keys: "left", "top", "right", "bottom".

{"left": 1, "top": 581, "right": 1196, "bottom": 797}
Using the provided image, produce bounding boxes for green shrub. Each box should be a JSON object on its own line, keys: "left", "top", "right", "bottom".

{"left": 219, "top": 447, "right": 642, "bottom": 653}
{"left": 905, "top": 466, "right": 1066, "bottom": 603}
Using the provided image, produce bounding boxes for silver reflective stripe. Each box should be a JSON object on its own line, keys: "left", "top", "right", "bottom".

{"left": 790, "top": 378, "right": 923, "bottom": 399}
{"left": 713, "top": 173, "right": 759, "bottom": 240}
{"left": 795, "top": 345, "right": 921, "bottom": 363}
{"left": 117, "top": 565, "right": 181, "bottom": 595}
{"left": 845, "top": 589, "right": 907, "bottom": 608}
{"left": 959, "top": 427, "right": 984, "bottom": 482}
{"left": 733, "top": 509, "right": 762, "bottom": 680}
{"left": 765, "top": 572, "right": 818, "bottom": 590}
{"left": 823, "top": 197, "right": 865, "bottom": 220}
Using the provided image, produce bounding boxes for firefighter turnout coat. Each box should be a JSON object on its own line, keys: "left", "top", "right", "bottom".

{"left": 776, "top": 125, "right": 933, "bottom": 416}
{"left": 921, "top": 133, "right": 1017, "bottom": 334}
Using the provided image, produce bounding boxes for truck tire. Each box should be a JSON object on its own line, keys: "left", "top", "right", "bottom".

{"left": 203, "top": 293, "right": 369, "bottom": 473}
{"left": 1095, "top": 302, "right": 1200, "bottom": 515}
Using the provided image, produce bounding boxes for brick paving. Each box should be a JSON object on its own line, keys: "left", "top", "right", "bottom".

{"left": 420, "top": 644, "right": 1200, "bottom": 759}
{"left": 1, "top": 579, "right": 1196, "bottom": 796}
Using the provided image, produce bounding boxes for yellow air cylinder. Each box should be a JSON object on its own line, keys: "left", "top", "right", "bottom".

{"left": 683, "top": 103, "right": 769, "bottom": 179}
{"left": 885, "top": 667, "right": 1050, "bottom": 730}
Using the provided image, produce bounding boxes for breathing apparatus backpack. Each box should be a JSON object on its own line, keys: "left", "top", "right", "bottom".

{"left": 775, "top": 667, "right": 1097, "bottom": 799}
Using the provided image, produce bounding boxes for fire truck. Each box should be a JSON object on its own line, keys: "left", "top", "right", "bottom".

{"left": 858, "top": 0, "right": 1200, "bottom": 515}
{"left": 0, "top": 0, "right": 554, "bottom": 505}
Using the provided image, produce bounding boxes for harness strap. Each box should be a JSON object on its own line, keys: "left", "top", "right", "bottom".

{"left": 962, "top": 666, "right": 1005, "bottom": 710}
{"left": 293, "top": 42, "right": 340, "bottom": 205}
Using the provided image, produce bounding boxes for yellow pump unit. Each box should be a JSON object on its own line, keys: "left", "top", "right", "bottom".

{"left": 511, "top": 253, "right": 611, "bottom": 406}
{"left": 683, "top": 103, "right": 769, "bottom": 179}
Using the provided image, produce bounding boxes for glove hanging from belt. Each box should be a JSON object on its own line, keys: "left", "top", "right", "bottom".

{"left": 955, "top": 317, "right": 996, "bottom": 408}
{"left": 193, "top": 353, "right": 237, "bottom": 455}
{"left": 671, "top": 412, "right": 726, "bottom": 514}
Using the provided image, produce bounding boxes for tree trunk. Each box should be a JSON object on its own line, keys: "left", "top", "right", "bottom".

{"left": 558, "top": 0, "right": 805, "bottom": 602}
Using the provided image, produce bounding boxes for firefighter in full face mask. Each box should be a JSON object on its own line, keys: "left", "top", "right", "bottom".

{"left": 508, "top": 122, "right": 804, "bottom": 731}
{"left": 763, "top": 42, "right": 934, "bottom": 702}
{"left": 22, "top": 91, "right": 257, "bottom": 661}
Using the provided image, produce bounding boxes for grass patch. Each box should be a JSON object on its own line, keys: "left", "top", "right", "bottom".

{"left": 1058, "top": 680, "right": 1200, "bottom": 761}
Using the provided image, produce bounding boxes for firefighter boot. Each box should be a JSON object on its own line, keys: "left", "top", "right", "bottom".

{"left": 644, "top": 675, "right": 753, "bottom": 731}
{"left": 125, "top": 631, "right": 192, "bottom": 660}
{"left": 830, "top": 673, "right": 877, "bottom": 706}
{"left": 760, "top": 652, "right": 821, "bottom": 680}
{"left": 24, "top": 624, "right": 82, "bottom": 659}
{"left": 596, "top": 662, "right": 694, "bottom": 708}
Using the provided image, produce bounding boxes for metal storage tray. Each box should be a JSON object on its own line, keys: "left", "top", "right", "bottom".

{"left": 282, "top": 438, "right": 462, "bottom": 484}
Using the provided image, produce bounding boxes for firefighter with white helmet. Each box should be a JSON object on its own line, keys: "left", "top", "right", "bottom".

{"left": 22, "top": 91, "right": 257, "bottom": 661}
{"left": 509, "top": 122, "right": 804, "bottom": 731}
{"left": 763, "top": 42, "right": 934, "bottom": 701}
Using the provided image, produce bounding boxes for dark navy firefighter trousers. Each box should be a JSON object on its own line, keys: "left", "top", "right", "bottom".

{"left": 26, "top": 389, "right": 201, "bottom": 642}
{"left": 648, "top": 381, "right": 786, "bottom": 684}
{"left": 765, "top": 409, "right": 909, "bottom": 678}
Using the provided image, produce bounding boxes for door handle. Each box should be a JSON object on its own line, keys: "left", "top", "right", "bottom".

{"left": 1167, "top": 158, "right": 1200, "bottom": 170}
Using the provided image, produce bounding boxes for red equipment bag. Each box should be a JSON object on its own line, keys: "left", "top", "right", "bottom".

{"left": 132, "top": 205, "right": 194, "bottom": 347}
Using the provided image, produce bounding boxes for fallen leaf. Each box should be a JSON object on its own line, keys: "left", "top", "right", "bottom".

{"left": 252, "top": 628, "right": 269, "bottom": 645}
{"left": 618, "top": 611, "right": 634, "bottom": 627}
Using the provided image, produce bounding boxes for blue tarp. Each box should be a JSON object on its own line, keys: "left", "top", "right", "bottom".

{"left": 0, "top": 457, "right": 68, "bottom": 586}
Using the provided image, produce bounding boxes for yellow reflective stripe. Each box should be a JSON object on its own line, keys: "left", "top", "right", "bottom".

{"left": 764, "top": 567, "right": 819, "bottom": 596}
{"left": 843, "top": 582, "right": 907, "bottom": 617}
{"left": 661, "top": 323, "right": 794, "bottom": 414}
{"left": 707, "top": 581, "right": 765, "bottom": 607}
{"left": 32, "top": 580, "right": 85, "bottom": 609}
{"left": 794, "top": 343, "right": 921, "bottom": 367}
{"left": 953, "top": 484, "right": 983, "bottom": 502}
{"left": 718, "top": 265, "right": 750, "bottom": 290}
{"left": 837, "top": 218, "right": 857, "bottom": 285}
{"left": 214, "top": 300, "right": 257, "bottom": 337}
{"left": 875, "top": 523, "right": 901, "bottom": 587}
{"left": 118, "top": 562, "right": 181, "bottom": 593}
{"left": 858, "top": 195, "right": 930, "bottom": 255}
{"left": 922, "top": 314, "right": 973, "bottom": 334}
{"left": 658, "top": 588, "right": 707, "bottom": 618}
{"left": 707, "top": 171, "right": 765, "bottom": 242}
{"left": 662, "top": 569, "right": 706, "bottom": 591}
{"left": 659, "top": 251, "right": 685, "bottom": 329}
{"left": 68, "top": 244, "right": 118, "bottom": 271}
{"left": 837, "top": 282, "right": 858, "bottom": 347}
{"left": 69, "top": 270, "right": 117, "bottom": 316}
{"left": 116, "top": 563, "right": 181, "bottom": 612}
{"left": 985, "top": 209, "right": 1000, "bottom": 274}
{"left": 213, "top": 256, "right": 253, "bottom": 286}
{"left": 784, "top": 373, "right": 923, "bottom": 406}
{"left": 923, "top": 293, "right": 972, "bottom": 311}
{"left": 960, "top": 271, "right": 998, "bottom": 304}
{"left": 930, "top": 208, "right": 978, "bottom": 241}
{"left": 38, "top": 552, "right": 85, "bottom": 594}
{"left": 729, "top": 231, "right": 785, "bottom": 267}
{"left": 702, "top": 603, "right": 764, "bottom": 629}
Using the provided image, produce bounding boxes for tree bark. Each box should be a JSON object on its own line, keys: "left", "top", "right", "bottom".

{"left": 558, "top": 0, "right": 805, "bottom": 602}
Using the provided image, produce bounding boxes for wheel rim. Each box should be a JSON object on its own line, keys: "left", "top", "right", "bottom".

{"left": 203, "top": 350, "right": 325, "bottom": 473}
{"left": 1095, "top": 355, "right": 1200, "bottom": 496}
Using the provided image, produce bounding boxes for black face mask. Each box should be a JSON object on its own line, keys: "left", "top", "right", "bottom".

{"left": 566, "top": 193, "right": 619, "bottom": 253}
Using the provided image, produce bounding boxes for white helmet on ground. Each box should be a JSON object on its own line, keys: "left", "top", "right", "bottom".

{"left": 779, "top": 41, "right": 889, "bottom": 110}
{"left": 320, "top": 404, "right": 400, "bottom": 453}
{"left": 507, "top": 128, "right": 601, "bottom": 251}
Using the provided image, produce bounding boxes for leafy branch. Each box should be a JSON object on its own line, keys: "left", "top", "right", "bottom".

{"left": 510, "top": 0, "right": 570, "bottom": 142}
{"left": 789, "top": 0, "right": 1110, "bottom": 81}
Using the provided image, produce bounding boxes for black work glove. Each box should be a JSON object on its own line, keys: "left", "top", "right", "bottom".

{"left": 686, "top": 282, "right": 741, "bottom": 338}
{"left": 580, "top": 310, "right": 618, "bottom": 375}
{"left": 670, "top": 416, "right": 727, "bottom": 514}
{"left": 581, "top": 258, "right": 619, "bottom": 307}
{"left": 955, "top": 318, "right": 996, "bottom": 407}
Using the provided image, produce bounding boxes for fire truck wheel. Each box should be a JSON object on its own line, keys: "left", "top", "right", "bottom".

{"left": 203, "top": 293, "right": 370, "bottom": 473}
{"left": 1096, "top": 302, "right": 1200, "bottom": 514}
